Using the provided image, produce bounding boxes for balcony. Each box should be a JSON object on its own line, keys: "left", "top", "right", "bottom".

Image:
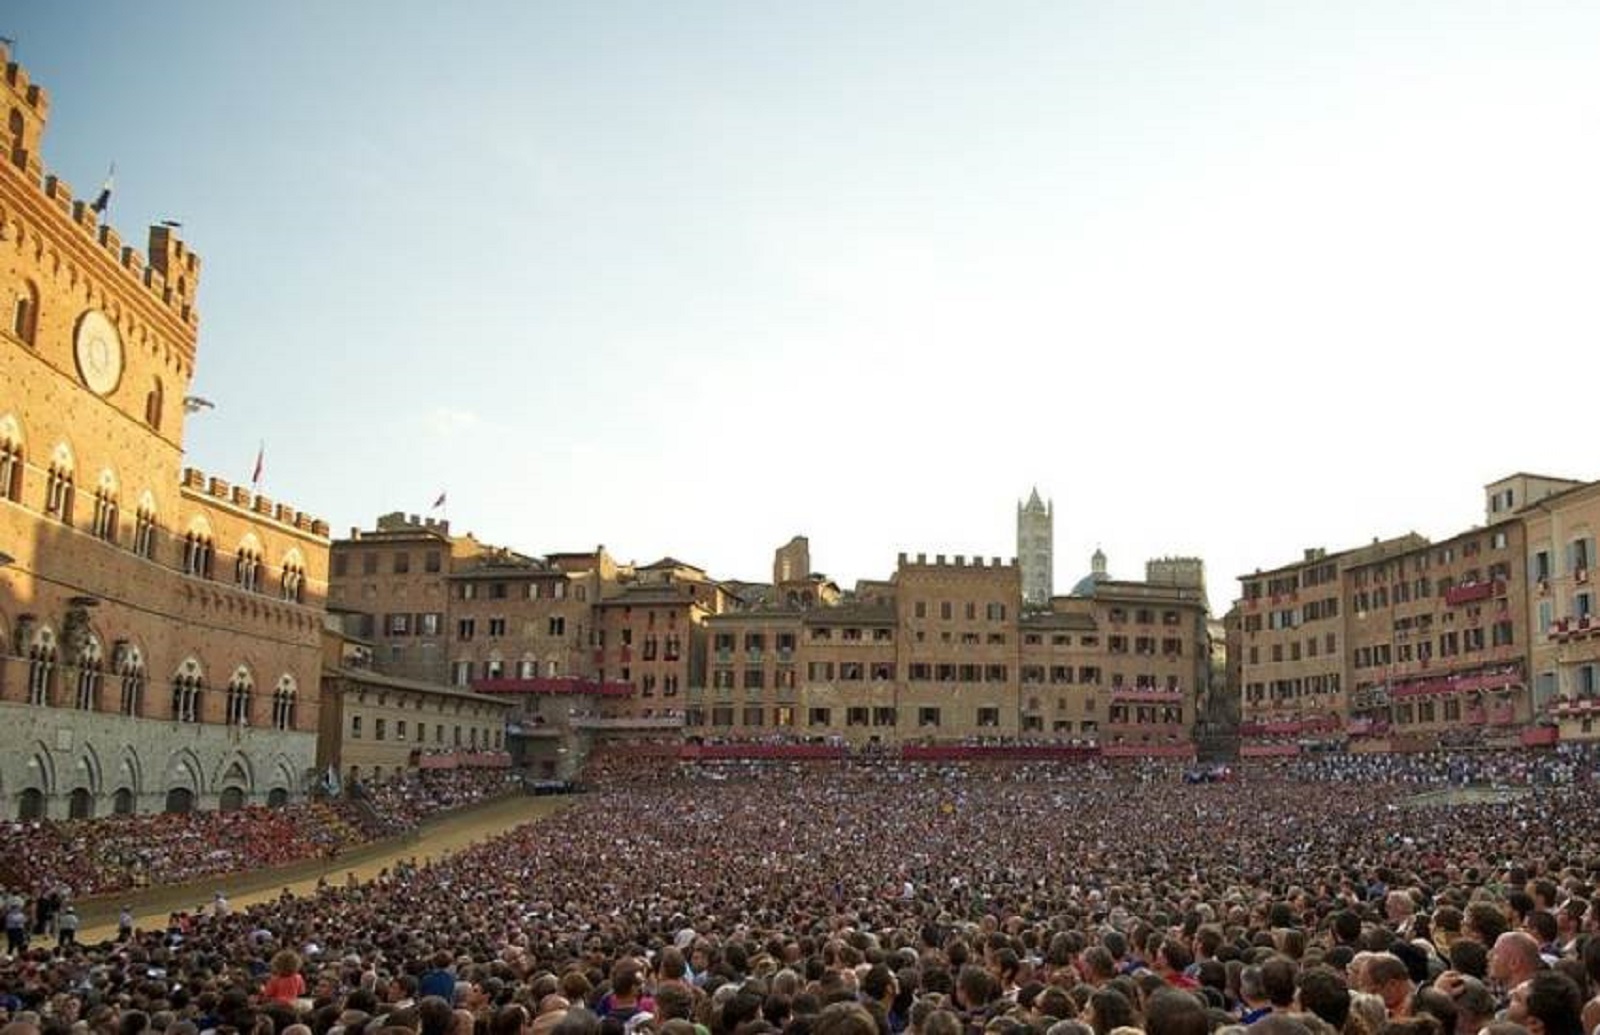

{"left": 1109, "top": 686, "right": 1185, "bottom": 704}
{"left": 1550, "top": 615, "right": 1597, "bottom": 641}
{"left": 570, "top": 716, "right": 685, "bottom": 731}
{"left": 1443, "top": 579, "right": 1505, "bottom": 607}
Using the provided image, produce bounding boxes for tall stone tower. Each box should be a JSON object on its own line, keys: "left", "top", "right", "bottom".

{"left": 1017, "top": 488, "right": 1053, "bottom": 608}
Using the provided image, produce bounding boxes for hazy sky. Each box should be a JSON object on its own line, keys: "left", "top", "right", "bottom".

{"left": 12, "top": 2, "right": 1600, "bottom": 609}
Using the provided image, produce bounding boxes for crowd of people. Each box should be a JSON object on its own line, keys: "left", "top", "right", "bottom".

{"left": 351, "top": 769, "right": 523, "bottom": 836}
{"left": 0, "top": 805, "right": 364, "bottom": 898}
{"left": 0, "top": 750, "right": 1597, "bottom": 1035}
{"left": 0, "top": 769, "right": 522, "bottom": 898}
{"left": 1242, "top": 745, "right": 1600, "bottom": 787}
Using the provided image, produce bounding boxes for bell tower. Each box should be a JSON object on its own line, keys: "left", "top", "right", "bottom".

{"left": 1016, "top": 488, "right": 1053, "bottom": 608}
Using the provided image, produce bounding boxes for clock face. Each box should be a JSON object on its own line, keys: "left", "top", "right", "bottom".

{"left": 74, "top": 309, "right": 124, "bottom": 396}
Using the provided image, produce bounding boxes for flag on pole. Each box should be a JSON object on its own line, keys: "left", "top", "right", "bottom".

{"left": 251, "top": 442, "right": 264, "bottom": 488}
{"left": 431, "top": 491, "right": 447, "bottom": 510}
{"left": 90, "top": 163, "right": 115, "bottom": 215}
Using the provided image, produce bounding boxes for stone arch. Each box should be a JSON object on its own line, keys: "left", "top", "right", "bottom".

{"left": 67, "top": 741, "right": 102, "bottom": 797}
{"left": 162, "top": 746, "right": 203, "bottom": 796}
{"left": 268, "top": 754, "right": 297, "bottom": 794}
{"left": 21, "top": 740, "right": 55, "bottom": 796}
{"left": 213, "top": 749, "right": 254, "bottom": 795}
{"left": 112, "top": 744, "right": 142, "bottom": 803}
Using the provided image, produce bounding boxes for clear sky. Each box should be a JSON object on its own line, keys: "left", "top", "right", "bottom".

{"left": 11, "top": 2, "right": 1600, "bottom": 609}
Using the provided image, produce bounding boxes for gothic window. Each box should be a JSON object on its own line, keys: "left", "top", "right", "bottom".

{"left": 44, "top": 444, "right": 74, "bottom": 524}
{"left": 183, "top": 529, "right": 214, "bottom": 578}
{"left": 281, "top": 551, "right": 306, "bottom": 603}
{"left": 133, "top": 502, "right": 158, "bottom": 559}
{"left": 74, "top": 634, "right": 104, "bottom": 711}
{"left": 226, "top": 666, "right": 253, "bottom": 726}
{"left": 235, "top": 538, "right": 264, "bottom": 592}
{"left": 118, "top": 644, "right": 146, "bottom": 716}
{"left": 0, "top": 420, "right": 22, "bottom": 502}
{"left": 91, "top": 472, "right": 119, "bottom": 543}
{"left": 25, "top": 625, "right": 56, "bottom": 706}
{"left": 171, "top": 659, "right": 204, "bottom": 723}
{"left": 271, "top": 675, "right": 296, "bottom": 730}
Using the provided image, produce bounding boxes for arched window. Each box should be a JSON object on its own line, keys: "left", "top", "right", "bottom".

{"left": 133, "top": 497, "right": 158, "bottom": 559}
{"left": 0, "top": 419, "right": 22, "bottom": 502}
{"left": 74, "top": 634, "right": 104, "bottom": 711}
{"left": 171, "top": 658, "right": 203, "bottom": 723}
{"left": 45, "top": 444, "right": 74, "bottom": 524}
{"left": 281, "top": 551, "right": 306, "bottom": 603}
{"left": 144, "top": 377, "right": 163, "bottom": 430}
{"left": 91, "top": 471, "right": 119, "bottom": 543}
{"left": 272, "top": 674, "right": 296, "bottom": 731}
{"left": 235, "top": 537, "right": 263, "bottom": 592}
{"left": 11, "top": 280, "right": 37, "bottom": 346}
{"left": 183, "top": 527, "right": 214, "bottom": 578}
{"left": 118, "top": 643, "right": 146, "bottom": 716}
{"left": 226, "top": 666, "right": 252, "bottom": 727}
{"left": 25, "top": 625, "right": 56, "bottom": 707}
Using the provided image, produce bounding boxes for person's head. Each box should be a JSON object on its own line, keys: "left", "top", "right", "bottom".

{"left": 810, "top": 1002, "right": 877, "bottom": 1035}
{"left": 1240, "top": 967, "right": 1268, "bottom": 1007}
{"left": 1086, "top": 989, "right": 1134, "bottom": 1035}
{"left": 1245, "top": 1015, "right": 1313, "bottom": 1035}
{"left": 1446, "top": 941, "right": 1487, "bottom": 982}
{"left": 1363, "top": 956, "right": 1412, "bottom": 1013}
{"left": 490, "top": 1006, "right": 530, "bottom": 1035}
{"left": 1450, "top": 978, "right": 1497, "bottom": 1035}
{"left": 1408, "top": 989, "right": 1455, "bottom": 1035}
{"left": 1488, "top": 934, "right": 1542, "bottom": 988}
{"left": 1505, "top": 972, "right": 1583, "bottom": 1035}
{"left": 1462, "top": 906, "right": 1507, "bottom": 948}
{"left": 1035, "top": 988, "right": 1074, "bottom": 1023}
{"left": 1260, "top": 958, "right": 1298, "bottom": 1010}
{"left": 1387, "top": 894, "right": 1416, "bottom": 925}
{"left": 419, "top": 997, "right": 455, "bottom": 1035}
{"left": 1296, "top": 967, "right": 1350, "bottom": 1030}
{"left": 1143, "top": 989, "right": 1207, "bottom": 1035}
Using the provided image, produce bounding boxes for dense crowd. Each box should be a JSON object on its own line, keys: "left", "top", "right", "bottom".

{"left": 1244, "top": 745, "right": 1600, "bottom": 788}
{"left": 352, "top": 769, "right": 521, "bottom": 835}
{"left": 0, "top": 805, "right": 362, "bottom": 898}
{"left": 0, "top": 769, "right": 521, "bottom": 897}
{"left": 0, "top": 752, "right": 1598, "bottom": 1035}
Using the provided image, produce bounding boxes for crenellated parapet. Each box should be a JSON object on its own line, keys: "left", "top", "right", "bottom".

{"left": 180, "top": 467, "right": 330, "bottom": 539}
{"left": 896, "top": 552, "right": 1018, "bottom": 572}
{"left": 2, "top": 41, "right": 201, "bottom": 333}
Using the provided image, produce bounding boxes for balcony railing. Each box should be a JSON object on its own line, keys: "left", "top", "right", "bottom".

{"left": 1443, "top": 579, "right": 1505, "bottom": 607}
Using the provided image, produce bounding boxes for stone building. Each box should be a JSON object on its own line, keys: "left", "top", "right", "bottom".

{"left": 327, "top": 513, "right": 484, "bottom": 684}
{"left": 1344, "top": 520, "right": 1530, "bottom": 751}
{"left": 1235, "top": 535, "right": 1424, "bottom": 755}
{"left": 1517, "top": 476, "right": 1600, "bottom": 742}
{"left": 0, "top": 44, "right": 328, "bottom": 818}
{"left": 317, "top": 624, "right": 511, "bottom": 785}
{"left": 1234, "top": 473, "right": 1596, "bottom": 754}
{"left": 684, "top": 542, "right": 1207, "bottom": 749}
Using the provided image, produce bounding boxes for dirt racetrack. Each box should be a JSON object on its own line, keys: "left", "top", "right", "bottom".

{"left": 74, "top": 794, "right": 570, "bottom": 943}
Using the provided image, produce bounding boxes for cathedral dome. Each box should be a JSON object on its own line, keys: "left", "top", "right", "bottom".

{"left": 1070, "top": 548, "right": 1109, "bottom": 597}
